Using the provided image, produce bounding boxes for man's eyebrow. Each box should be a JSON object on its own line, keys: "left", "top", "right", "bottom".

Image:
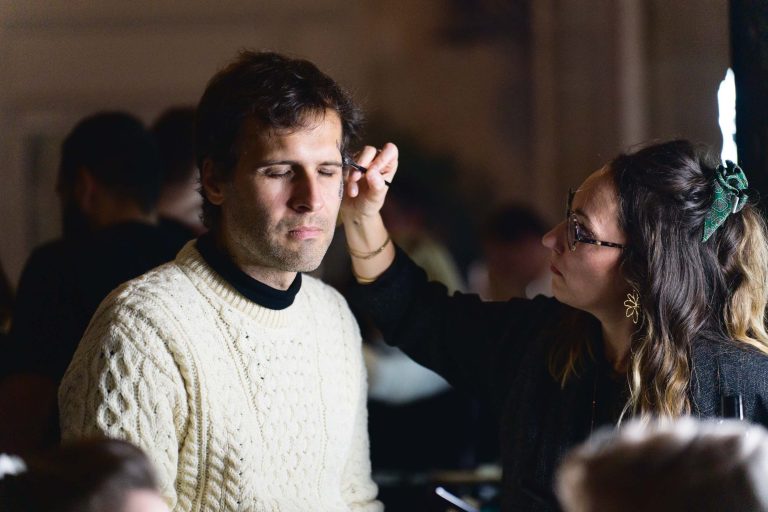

{"left": 254, "top": 160, "right": 294, "bottom": 167}
{"left": 254, "top": 160, "right": 344, "bottom": 167}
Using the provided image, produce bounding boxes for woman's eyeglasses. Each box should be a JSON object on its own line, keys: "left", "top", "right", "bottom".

{"left": 565, "top": 188, "right": 625, "bottom": 252}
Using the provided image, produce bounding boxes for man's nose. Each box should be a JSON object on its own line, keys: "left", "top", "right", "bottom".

{"left": 289, "top": 172, "right": 324, "bottom": 213}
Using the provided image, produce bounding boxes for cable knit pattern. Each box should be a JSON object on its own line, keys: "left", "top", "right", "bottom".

{"left": 59, "top": 242, "right": 382, "bottom": 512}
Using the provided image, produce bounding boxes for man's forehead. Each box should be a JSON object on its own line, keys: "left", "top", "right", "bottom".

{"left": 243, "top": 108, "right": 339, "bottom": 133}
{"left": 236, "top": 113, "right": 343, "bottom": 158}
{"left": 244, "top": 110, "right": 340, "bottom": 135}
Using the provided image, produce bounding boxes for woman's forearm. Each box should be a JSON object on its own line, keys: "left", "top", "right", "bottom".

{"left": 340, "top": 143, "right": 399, "bottom": 283}
{"left": 343, "top": 212, "right": 395, "bottom": 283}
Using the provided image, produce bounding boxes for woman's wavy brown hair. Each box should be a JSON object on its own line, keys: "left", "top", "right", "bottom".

{"left": 550, "top": 140, "right": 768, "bottom": 419}
{"left": 615, "top": 139, "right": 768, "bottom": 418}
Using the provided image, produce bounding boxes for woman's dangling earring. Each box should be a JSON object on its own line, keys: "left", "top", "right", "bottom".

{"left": 624, "top": 288, "right": 641, "bottom": 325}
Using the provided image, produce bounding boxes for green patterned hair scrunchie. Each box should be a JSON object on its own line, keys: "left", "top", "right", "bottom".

{"left": 701, "top": 160, "right": 749, "bottom": 242}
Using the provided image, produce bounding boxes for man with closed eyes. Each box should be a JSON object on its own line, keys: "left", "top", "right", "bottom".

{"left": 60, "top": 51, "right": 383, "bottom": 512}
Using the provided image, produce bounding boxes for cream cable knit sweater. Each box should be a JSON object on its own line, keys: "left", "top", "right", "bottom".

{"left": 59, "top": 242, "right": 382, "bottom": 512}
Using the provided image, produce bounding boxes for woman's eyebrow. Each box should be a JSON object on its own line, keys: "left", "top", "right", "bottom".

{"left": 573, "top": 207, "right": 597, "bottom": 232}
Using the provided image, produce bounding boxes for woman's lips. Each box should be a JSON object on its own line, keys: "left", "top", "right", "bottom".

{"left": 550, "top": 264, "right": 563, "bottom": 276}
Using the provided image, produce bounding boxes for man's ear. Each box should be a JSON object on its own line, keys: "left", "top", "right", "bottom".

{"left": 73, "top": 167, "right": 96, "bottom": 213}
{"left": 201, "top": 159, "right": 225, "bottom": 206}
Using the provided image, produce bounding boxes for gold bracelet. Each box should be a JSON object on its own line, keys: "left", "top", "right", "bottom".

{"left": 347, "top": 234, "right": 391, "bottom": 260}
{"left": 352, "top": 268, "right": 379, "bottom": 284}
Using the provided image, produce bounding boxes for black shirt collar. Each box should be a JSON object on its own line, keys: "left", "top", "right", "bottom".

{"left": 196, "top": 233, "right": 301, "bottom": 310}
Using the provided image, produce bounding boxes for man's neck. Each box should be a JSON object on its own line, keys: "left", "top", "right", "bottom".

{"left": 215, "top": 232, "right": 297, "bottom": 291}
{"left": 238, "top": 266, "right": 297, "bottom": 291}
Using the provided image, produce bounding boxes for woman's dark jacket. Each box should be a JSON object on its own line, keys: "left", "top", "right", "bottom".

{"left": 350, "top": 248, "right": 768, "bottom": 512}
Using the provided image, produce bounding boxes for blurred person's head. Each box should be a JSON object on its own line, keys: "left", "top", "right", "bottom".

{"left": 0, "top": 438, "right": 169, "bottom": 512}
{"left": 556, "top": 418, "right": 768, "bottom": 512}
{"left": 57, "top": 112, "right": 163, "bottom": 238}
{"left": 542, "top": 140, "right": 768, "bottom": 417}
{"left": 195, "top": 50, "right": 362, "bottom": 285}
{"left": 482, "top": 204, "right": 550, "bottom": 299}
{"left": 380, "top": 175, "right": 429, "bottom": 239}
{"left": 152, "top": 107, "right": 205, "bottom": 235}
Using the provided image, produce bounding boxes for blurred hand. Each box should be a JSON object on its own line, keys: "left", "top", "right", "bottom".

{"left": 341, "top": 143, "right": 398, "bottom": 222}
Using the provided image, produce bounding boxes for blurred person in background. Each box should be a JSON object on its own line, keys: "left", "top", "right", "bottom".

{"left": 556, "top": 418, "right": 768, "bottom": 512}
{"left": 152, "top": 106, "right": 206, "bottom": 245}
{"left": 366, "top": 172, "right": 462, "bottom": 409}
{"left": 0, "top": 438, "right": 169, "bottom": 512}
{"left": 0, "top": 112, "right": 181, "bottom": 454}
{"left": 365, "top": 173, "right": 479, "bottom": 482}
{"left": 469, "top": 204, "right": 552, "bottom": 300}
{"left": 341, "top": 139, "right": 768, "bottom": 511}
{"left": 381, "top": 175, "right": 466, "bottom": 294}
{"left": 318, "top": 149, "right": 482, "bottom": 502}
{"left": 59, "top": 51, "right": 382, "bottom": 512}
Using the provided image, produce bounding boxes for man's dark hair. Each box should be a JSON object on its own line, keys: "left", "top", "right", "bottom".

{"left": 195, "top": 50, "right": 363, "bottom": 229}
{"left": 152, "top": 107, "right": 197, "bottom": 187}
{"left": 58, "top": 112, "right": 163, "bottom": 214}
{"left": 0, "top": 438, "right": 160, "bottom": 512}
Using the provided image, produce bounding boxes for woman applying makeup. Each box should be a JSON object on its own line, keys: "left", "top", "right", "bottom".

{"left": 341, "top": 139, "right": 768, "bottom": 511}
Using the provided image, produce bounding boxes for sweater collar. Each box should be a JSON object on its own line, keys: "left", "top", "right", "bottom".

{"left": 195, "top": 233, "right": 301, "bottom": 310}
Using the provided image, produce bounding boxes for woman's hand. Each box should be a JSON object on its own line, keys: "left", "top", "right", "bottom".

{"left": 341, "top": 143, "right": 398, "bottom": 222}
{"left": 341, "top": 143, "right": 399, "bottom": 282}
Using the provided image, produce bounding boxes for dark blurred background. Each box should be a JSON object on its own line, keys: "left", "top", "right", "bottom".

{"left": 1, "top": 0, "right": 752, "bottom": 284}
{"left": 2, "top": 2, "right": 767, "bottom": 510}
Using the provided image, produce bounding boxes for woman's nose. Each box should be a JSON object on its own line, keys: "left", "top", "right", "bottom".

{"left": 542, "top": 221, "right": 565, "bottom": 254}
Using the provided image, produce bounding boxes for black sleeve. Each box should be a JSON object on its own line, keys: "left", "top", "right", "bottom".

{"left": 350, "top": 246, "right": 561, "bottom": 406}
{"left": 2, "top": 244, "right": 82, "bottom": 381}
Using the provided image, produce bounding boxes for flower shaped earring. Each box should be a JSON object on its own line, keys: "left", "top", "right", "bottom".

{"left": 624, "top": 289, "right": 641, "bottom": 325}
